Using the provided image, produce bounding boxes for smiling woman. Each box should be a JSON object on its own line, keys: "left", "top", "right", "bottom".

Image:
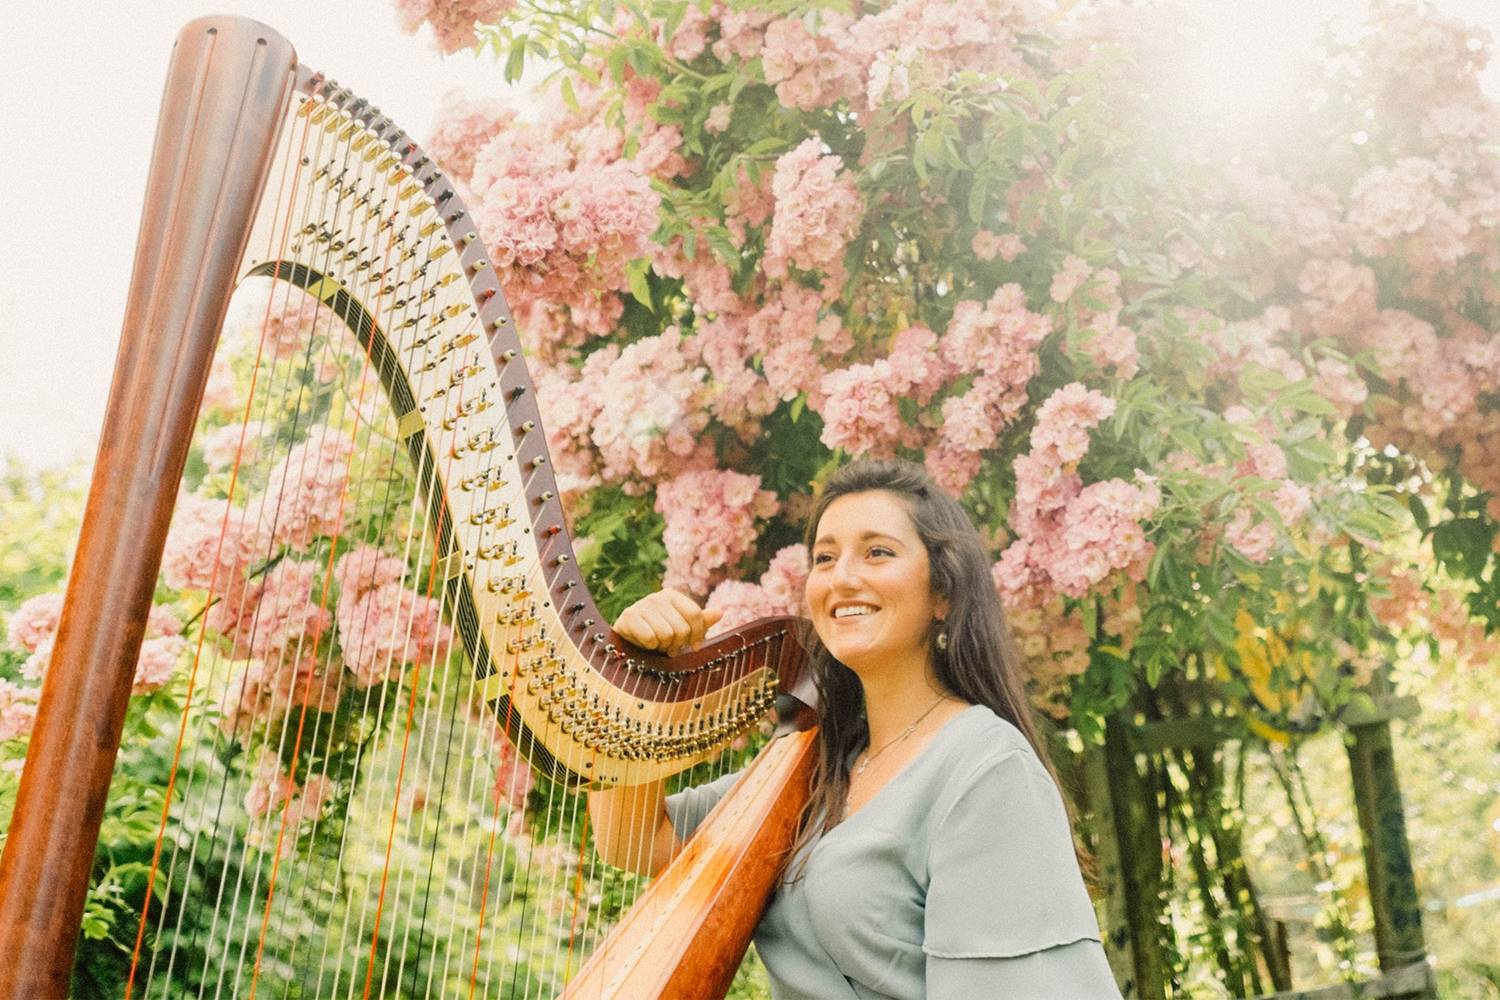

{"left": 589, "top": 458, "right": 1123, "bottom": 999}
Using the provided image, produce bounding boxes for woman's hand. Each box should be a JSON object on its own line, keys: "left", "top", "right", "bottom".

{"left": 614, "top": 588, "right": 724, "bottom": 656}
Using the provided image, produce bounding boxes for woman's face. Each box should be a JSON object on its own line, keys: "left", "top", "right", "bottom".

{"left": 806, "top": 490, "right": 946, "bottom": 677}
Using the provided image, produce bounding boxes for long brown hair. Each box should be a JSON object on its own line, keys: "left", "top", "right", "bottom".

{"left": 784, "top": 458, "right": 1095, "bottom": 884}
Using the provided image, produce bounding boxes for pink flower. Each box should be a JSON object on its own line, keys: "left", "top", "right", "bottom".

{"left": 132, "top": 636, "right": 186, "bottom": 695}
{"left": 6, "top": 592, "right": 64, "bottom": 653}
{"left": 589, "top": 327, "right": 717, "bottom": 489}
{"left": 764, "top": 139, "right": 863, "bottom": 290}
{"left": 334, "top": 545, "right": 409, "bottom": 603}
{"left": 200, "top": 421, "right": 268, "bottom": 471}
{"left": 0, "top": 680, "right": 39, "bottom": 742}
{"left": 746, "top": 284, "right": 852, "bottom": 403}
{"left": 257, "top": 427, "right": 356, "bottom": 549}
{"left": 201, "top": 353, "right": 241, "bottom": 415}
{"left": 761, "top": 12, "right": 863, "bottom": 112}
{"left": 656, "top": 470, "right": 779, "bottom": 596}
{"left": 1225, "top": 507, "right": 1277, "bottom": 563}
{"left": 704, "top": 103, "right": 733, "bottom": 134}
{"left": 426, "top": 90, "right": 516, "bottom": 184}
{"left": 1049, "top": 254, "right": 1093, "bottom": 304}
{"left": 760, "top": 544, "right": 810, "bottom": 614}
{"left": 1030, "top": 383, "right": 1116, "bottom": 464}
{"left": 244, "top": 749, "right": 298, "bottom": 818}
{"left": 940, "top": 285, "right": 1051, "bottom": 423}
{"left": 473, "top": 144, "right": 660, "bottom": 336}
{"left": 705, "top": 581, "right": 782, "bottom": 637}
{"left": 161, "top": 493, "right": 274, "bottom": 594}
{"left": 816, "top": 360, "right": 906, "bottom": 456}
{"left": 393, "top": 0, "right": 516, "bottom": 54}
{"left": 337, "top": 582, "right": 452, "bottom": 687}
{"left": 971, "top": 230, "right": 1026, "bottom": 262}
{"left": 255, "top": 285, "right": 336, "bottom": 361}
{"left": 207, "top": 559, "right": 331, "bottom": 661}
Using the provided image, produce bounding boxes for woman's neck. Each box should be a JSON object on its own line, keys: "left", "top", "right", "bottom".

{"left": 859, "top": 658, "right": 959, "bottom": 751}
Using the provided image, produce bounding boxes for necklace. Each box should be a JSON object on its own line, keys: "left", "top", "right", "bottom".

{"left": 852, "top": 695, "right": 948, "bottom": 778}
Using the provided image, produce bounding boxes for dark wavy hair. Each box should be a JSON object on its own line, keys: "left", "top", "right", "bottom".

{"left": 784, "top": 457, "right": 1094, "bottom": 885}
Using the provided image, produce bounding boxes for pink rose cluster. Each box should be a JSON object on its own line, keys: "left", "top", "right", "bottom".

{"left": 815, "top": 326, "right": 950, "bottom": 459}
{"left": 199, "top": 420, "right": 269, "bottom": 471}
{"left": 469, "top": 116, "right": 661, "bottom": 347}
{"left": 6, "top": 591, "right": 63, "bottom": 656}
{"left": 760, "top": 11, "right": 863, "bottom": 112}
{"left": 971, "top": 230, "right": 1026, "bottom": 263}
{"left": 1049, "top": 256, "right": 1140, "bottom": 382}
{"left": 392, "top": 0, "right": 516, "bottom": 54}
{"left": 705, "top": 544, "right": 810, "bottom": 636}
{"left": 745, "top": 284, "right": 854, "bottom": 405}
{"left": 334, "top": 544, "right": 452, "bottom": 688}
{"left": 255, "top": 285, "right": 338, "bottom": 361}
{"left": 655, "top": 469, "right": 779, "bottom": 597}
{"left": 764, "top": 139, "right": 864, "bottom": 294}
{"left": 754, "top": 0, "right": 1039, "bottom": 114}
{"left": 1292, "top": 259, "right": 1500, "bottom": 501}
{"left": 208, "top": 559, "right": 332, "bottom": 662}
{"left": 925, "top": 285, "right": 1052, "bottom": 494}
{"left": 6, "top": 590, "right": 185, "bottom": 697}
{"left": 996, "top": 384, "right": 1159, "bottom": 613}
{"left": 161, "top": 492, "right": 274, "bottom": 594}
{"left": 425, "top": 90, "right": 516, "bottom": 185}
{"left": 217, "top": 655, "right": 342, "bottom": 740}
{"left": 260, "top": 427, "right": 356, "bottom": 549}
{"left": 590, "top": 328, "right": 717, "bottom": 488}
{"left": 1002, "top": 601, "right": 1092, "bottom": 718}
{"left": 0, "top": 680, "right": 38, "bottom": 744}
{"left": 534, "top": 329, "right": 719, "bottom": 499}
{"left": 243, "top": 750, "right": 336, "bottom": 858}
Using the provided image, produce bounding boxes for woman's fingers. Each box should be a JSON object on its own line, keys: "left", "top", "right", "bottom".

{"left": 615, "top": 590, "right": 727, "bottom": 655}
{"left": 639, "top": 604, "right": 687, "bottom": 653}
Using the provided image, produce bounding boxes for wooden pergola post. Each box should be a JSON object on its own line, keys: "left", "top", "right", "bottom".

{"left": 1343, "top": 709, "right": 1436, "bottom": 998}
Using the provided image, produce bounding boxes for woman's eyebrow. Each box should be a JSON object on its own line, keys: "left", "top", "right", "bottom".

{"left": 812, "top": 531, "right": 904, "bottom": 547}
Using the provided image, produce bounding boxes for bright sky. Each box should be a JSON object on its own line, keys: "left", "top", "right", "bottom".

{"left": 1, "top": 1, "right": 1497, "bottom": 473}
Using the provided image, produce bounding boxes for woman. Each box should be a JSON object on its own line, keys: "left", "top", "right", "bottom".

{"left": 588, "top": 459, "right": 1123, "bottom": 998}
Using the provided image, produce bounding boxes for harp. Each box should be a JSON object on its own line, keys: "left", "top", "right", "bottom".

{"left": 0, "top": 16, "right": 816, "bottom": 998}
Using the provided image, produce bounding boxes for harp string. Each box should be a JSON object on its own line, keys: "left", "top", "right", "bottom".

{"left": 128, "top": 78, "right": 318, "bottom": 999}
{"left": 211, "top": 102, "right": 356, "bottom": 996}
{"left": 108, "top": 80, "right": 782, "bottom": 1000}
{"left": 252, "top": 105, "right": 405, "bottom": 997}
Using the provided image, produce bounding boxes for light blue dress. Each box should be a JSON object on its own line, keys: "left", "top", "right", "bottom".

{"left": 666, "top": 704, "right": 1123, "bottom": 998}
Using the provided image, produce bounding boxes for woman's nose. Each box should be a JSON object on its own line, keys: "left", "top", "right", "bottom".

{"left": 830, "top": 554, "right": 862, "bottom": 589}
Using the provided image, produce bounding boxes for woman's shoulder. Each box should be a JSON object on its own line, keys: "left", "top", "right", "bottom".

{"left": 938, "top": 703, "right": 1039, "bottom": 768}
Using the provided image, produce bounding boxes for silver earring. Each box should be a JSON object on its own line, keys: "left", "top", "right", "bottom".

{"left": 935, "top": 625, "right": 949, "bottom": 652}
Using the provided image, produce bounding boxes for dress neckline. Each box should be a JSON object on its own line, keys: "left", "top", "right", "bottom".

{"left": 840, "top": 703, "right": 984, "bottom": 823}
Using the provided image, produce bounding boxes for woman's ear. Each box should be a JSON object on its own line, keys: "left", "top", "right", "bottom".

{"left": 934, "top": 595, "right": 950, "bottom": 622}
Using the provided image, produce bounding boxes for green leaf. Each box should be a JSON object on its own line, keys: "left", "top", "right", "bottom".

{"left": 505, "top": 40, "right": 528, "bottom": 83}
{"left": 1432, "top": 518, "right": 1495, "bottom": 579}
{"left": 606, "top": 44, "right": 628, "bottom": 83}
{"left": 790, "top": 394, "right": 806, "bottom": 423}
{"left": 560, "top": 75, "right": 579, "bottom": 112}
{"left": 627, "top": 260, "right": 654, "bottom": 312}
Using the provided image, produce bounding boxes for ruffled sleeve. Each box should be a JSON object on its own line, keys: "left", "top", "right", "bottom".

{"left": 663, "top": 768, "right": 742, "bottom": 841}
{"left": 923, "top": 749, "right": 1121, "bottom": 997}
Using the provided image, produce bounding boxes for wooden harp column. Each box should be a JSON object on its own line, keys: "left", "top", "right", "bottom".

{"left": 0, "top": 16, "right": 814, "bottom": 998}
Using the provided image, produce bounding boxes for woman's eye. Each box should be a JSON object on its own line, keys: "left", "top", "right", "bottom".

{"left": 813, "top": 553, "right": 833, "bottom": 565}
{"left": 868, "top": 547, "right": 893, "bottom": 558}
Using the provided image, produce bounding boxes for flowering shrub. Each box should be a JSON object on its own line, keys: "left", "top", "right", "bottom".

{"left": 395, "top": 0, "right": 1499, "bottom": 735}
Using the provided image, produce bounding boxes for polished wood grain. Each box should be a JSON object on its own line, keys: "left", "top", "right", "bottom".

{"left": 0, "top": 18, "right": 296, "bottom": 996}
{"left": 561, "top": 726, "right": 817, "bottom": 1000}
